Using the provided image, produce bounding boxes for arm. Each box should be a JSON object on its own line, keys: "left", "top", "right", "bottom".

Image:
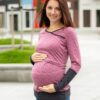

{"left": 54, "top": 27, "right": 81, "bottom": 91}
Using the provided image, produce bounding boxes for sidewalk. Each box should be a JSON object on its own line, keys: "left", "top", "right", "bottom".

{"left": 0, "top": 82, "right": 35, "bottom": 100}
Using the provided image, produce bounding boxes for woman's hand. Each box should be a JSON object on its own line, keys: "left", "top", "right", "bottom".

{"left": 38, "top": 84, "right": 56, "bottom": 93}
{"left": 31, "top": 52, "right": 47, "bottom": 62}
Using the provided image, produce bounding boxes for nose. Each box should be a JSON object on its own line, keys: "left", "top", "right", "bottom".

{"left": 51, "top": 9, "right": 55, "bottom": 14}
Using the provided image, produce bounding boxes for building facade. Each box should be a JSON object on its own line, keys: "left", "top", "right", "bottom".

{"left": 79, "top": 0, "right": 100, "bottom": 32}
{"left": 0, "top": 0, "right": 20, "bottom": 32}
{"left": 21, "top": 0, "right": 34, "bottom": 31}
{"left": 0, "top": 0, "right": 34, "bottom": 33}
{"left": 0, "top": 0, "right": 6, "bottom": 32}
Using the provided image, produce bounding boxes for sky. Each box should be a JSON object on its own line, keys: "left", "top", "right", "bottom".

{"left": 21, "top": 0, "right": 32, "bottom": 5}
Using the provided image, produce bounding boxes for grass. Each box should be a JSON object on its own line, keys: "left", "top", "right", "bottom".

{"left": 0, "top": 47, "right": 35, "bottom": 63}
{"left": 0, "top": 38, "right": 30, "bottom": 45}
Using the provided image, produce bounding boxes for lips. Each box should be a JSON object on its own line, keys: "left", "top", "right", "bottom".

{"left": 49, "top": 15, "right": 57, "bottom": 19}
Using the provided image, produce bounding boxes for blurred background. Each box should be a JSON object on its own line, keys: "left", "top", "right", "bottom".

{"left": 0, "top": 0, "right": 100, "bottom": 100}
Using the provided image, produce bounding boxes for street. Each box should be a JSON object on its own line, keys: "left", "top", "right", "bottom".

{"left": 0, "top": 32, "right": 100, "bottom": 100}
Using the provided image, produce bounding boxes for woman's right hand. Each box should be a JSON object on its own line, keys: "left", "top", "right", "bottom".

{"left": 31, "top": 52, "right": 47, "bottom": 62}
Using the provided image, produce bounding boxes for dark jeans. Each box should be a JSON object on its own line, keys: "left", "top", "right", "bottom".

{"left": 66, "top": 95, "right": 70, "bottom": 100}
{"left": 34, "top": 90, "right": 70, "bottom": 100}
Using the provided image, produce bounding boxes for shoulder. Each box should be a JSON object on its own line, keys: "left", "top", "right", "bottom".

{"left": 63, "top": 27, "right": 77, "bottom": 38}
{"left": 64, "top": 27, "right": 76, "bottom": 34}
{"left": 38, "top": 28, "right": 46, "bottom": 38}
{"left": 40, "top": 28, "right": 46, "bottom": 34}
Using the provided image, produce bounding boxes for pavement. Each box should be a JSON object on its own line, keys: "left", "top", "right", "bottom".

{"left": 0, "top": 31, "right": 100, "bottom": 100}
{"left": 0, "top": 82, "right": 35, "bottom": 100}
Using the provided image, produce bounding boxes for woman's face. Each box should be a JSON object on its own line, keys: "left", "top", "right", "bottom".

{"left": 46, "top": 0, "right": 62, "bottom": 24}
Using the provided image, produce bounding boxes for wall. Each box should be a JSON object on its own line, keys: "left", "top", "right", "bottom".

{"left": 0, "top": 64, "right": 32, "bottom": 82}
{"left": 79, "top": 0, "right": 100, "bottom": 30}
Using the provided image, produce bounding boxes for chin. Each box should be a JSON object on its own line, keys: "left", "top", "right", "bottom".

{"left": 50, "top": 19, "right": 60, "bottom": 23}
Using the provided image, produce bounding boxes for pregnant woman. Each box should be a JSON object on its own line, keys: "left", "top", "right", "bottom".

{"left": 30, "top": 0, "right": 81, "bottom": 100}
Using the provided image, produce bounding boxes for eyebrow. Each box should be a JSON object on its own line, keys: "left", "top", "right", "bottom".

{"left": 47, "top": 5, "right": 60, "bottom": 8}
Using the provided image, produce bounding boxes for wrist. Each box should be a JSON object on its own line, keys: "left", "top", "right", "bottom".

{"left": 54, "top": 83, "right": 59, "bottom": 92}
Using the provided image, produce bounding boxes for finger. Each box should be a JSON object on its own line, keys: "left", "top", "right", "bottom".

{"left": 35, "top": 57, "right": 45, "bottom": 61}
{"left": 38, "top": 87, "right": 43, "bottom": 90}
{"left": 39, "top": 86, "right": 48, "bottom": 90}
{"left": 37, "top": 56, "right": 47, "bottom": 59}
{"left": 39, "top": 87, "right": 48, "bottom": 92}
{"left": 35, "top": 56, "right": 47, "bottom": 61}
{"left": 35, "top": 59, "right": 43, "bottom": 62}
{"left": 41, "top": 54, "right": 47, "bottom": 57}
{"left": 35, "top": 54, "right": 47, "bottom": 61}
{"left": 33, "top": 54, "right": 47, "bottom": 62}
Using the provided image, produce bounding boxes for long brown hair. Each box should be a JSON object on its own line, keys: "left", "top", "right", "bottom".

{"left": 39, "top": 0, "right": 74, "bottom": 27}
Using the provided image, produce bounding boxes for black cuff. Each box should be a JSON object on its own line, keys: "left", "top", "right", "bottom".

{"left": 54, "top": 68, "right": 77, "bottom": 91}
{"left": 30, "top": 56, "right": 35, "bottom": 65}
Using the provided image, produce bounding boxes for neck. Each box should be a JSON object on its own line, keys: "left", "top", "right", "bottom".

{"left": 49, "top": 21, "right": 64, "bottom": 29}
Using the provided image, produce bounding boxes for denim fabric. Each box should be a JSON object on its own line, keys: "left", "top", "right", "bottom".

{"left": 34, "top": 91, "right": 70, "bottom": 100}
{"left": 66, "top": 95, "right": 70, "bottom": 100}
{"left": 36, "top": 96, "right": 70, "bottom": 100}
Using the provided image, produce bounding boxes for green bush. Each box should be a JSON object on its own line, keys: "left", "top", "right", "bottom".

{"left": 0, "top": 47, "right": 35, "bottom": 63}
{"left": 0, "top": 38, "right": 30, "bottom": 45}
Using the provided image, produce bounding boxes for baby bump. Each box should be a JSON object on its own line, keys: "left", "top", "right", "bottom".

{"left": 32, "top": 62, "right": 64, "bottom": 86}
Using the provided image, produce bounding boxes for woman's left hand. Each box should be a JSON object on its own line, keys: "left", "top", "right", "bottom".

{"left": 38, "top": 84, "right": 56, "bottom": 93}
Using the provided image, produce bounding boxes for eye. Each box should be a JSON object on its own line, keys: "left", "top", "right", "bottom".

{"left": 47, "top": 6, "right": 52, "bottom": 10}
{"left": 55, "top": 7, "right": 60, "bottom": 11}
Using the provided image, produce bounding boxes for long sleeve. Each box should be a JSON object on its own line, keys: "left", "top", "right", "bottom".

{"left": 30, "top": 56, "right": 35, "bottom": 65}
{"left": 66, "top": 27, "right": 81, "bottom": 73}
{"left": 54, "top": 27, "right": 81, "bottom": 91}
{"left": 54, "top": 68, "right": 77, "bottom": 91}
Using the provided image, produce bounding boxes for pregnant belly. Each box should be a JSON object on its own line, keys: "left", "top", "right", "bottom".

{"left": 32, "top": 61, "right": 64, "bottom": 87}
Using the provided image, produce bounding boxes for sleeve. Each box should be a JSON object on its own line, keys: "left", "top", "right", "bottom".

{"left": 30, "top": 56, "right": 35, "bottom": 65}
{"left": 54, "top": 27, "right": 81, "bottom": 91}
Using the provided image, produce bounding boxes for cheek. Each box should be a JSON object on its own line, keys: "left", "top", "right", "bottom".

{"left": 57, "top": 13, "right": 62, "bottom": 19}
{"left": 59, "top": 12, "right": 62, "bottom": 17}
{"left": 46, "top": 12, "right": 50, "bottom": 18}
{"left": 46, "top": 9, "right": 50, "bottom": 16}
{"left": 56, "top": 11, "right": 61, "bottom": 17}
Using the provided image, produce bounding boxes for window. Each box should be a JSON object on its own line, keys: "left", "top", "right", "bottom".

{"left": 14, "top": 14, "right": 18, "bottom": 31}
{"left": 83, "top": 10, "right": 90, "bottom": 27}
{"left": 96, "top": 10, "right": 100, "bottom": 27}
{"left": 0, "top": 13, "right": 4, "bottom": 28}
{"left": 26, "top": 11, "right": 30, "bottom": 28}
